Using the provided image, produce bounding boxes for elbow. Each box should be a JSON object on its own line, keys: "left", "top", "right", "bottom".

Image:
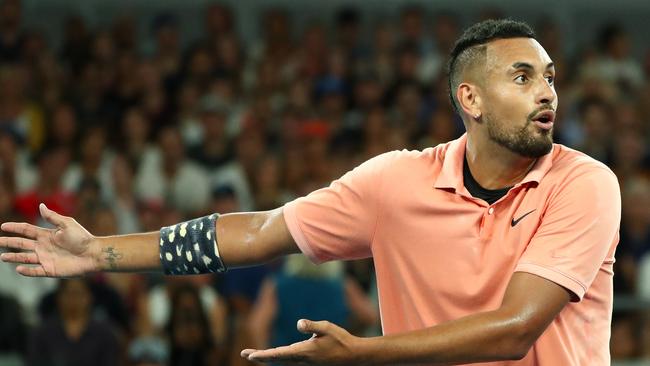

{"left": 501, "top": 339, "right": 532, "bottom": 361}
{"left": 502, "top": 321, "right": 537, "bottom": 360}
{"left": 506, "top": 347, "right": 530, "bottom": 361}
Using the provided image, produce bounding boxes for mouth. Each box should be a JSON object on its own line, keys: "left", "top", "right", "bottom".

{"left": 531, "top": 110, "right": 555, "bottom": 131}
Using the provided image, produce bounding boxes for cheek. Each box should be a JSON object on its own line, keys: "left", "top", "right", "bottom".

{"left": 483, "top": 92, "right": 526, "bottom": 123}
{"left": 484, "top": 89, "right": 529, "bottom": 123}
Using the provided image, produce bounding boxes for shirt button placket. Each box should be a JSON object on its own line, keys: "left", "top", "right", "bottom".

{"left": 480, "top": 206, "right": 495, "bottom": 239}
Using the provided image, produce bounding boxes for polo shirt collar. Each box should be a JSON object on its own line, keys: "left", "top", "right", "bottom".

{"left": 434, "top": 134, "right": 467, "bottom": 192}
{"left": 433, "top": 133, "right": 555, "bottom": 192}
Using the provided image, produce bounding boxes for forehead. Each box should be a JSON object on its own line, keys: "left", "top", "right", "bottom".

{"left": 485, "top": 38, "right": 553, "bottom": 70}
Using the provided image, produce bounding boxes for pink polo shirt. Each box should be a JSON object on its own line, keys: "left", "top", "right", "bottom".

{"left": 283, "top": 134, "right": 621, "bottom": 365}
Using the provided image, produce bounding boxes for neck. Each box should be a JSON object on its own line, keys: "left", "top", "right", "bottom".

{"left": 465, "top": 133, "right": 537, "bottom": 190}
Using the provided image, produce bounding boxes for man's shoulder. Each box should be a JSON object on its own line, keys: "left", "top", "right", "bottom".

{"left": 360, "top": 146, "right": 443, "bottom": 178}
{"left": 550, "top": 143, "right": 616, "bottom": 178}
{"left": 368, "top": 144, "right": 446, "bottom": 167}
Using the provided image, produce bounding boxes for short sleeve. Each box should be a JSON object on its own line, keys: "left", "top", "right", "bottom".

{"left": 283, "top": 152, "right": 392, "bottom": 264}
{"left": 515, "top": 167, "right": 621, "bottom": 301}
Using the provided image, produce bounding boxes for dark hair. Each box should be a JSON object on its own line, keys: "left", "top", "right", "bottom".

{"left": 447, "top": 19, "right": 536, "bottom": 114}
{"left": 598, "top": 23, "right": 625, "bottom": 51}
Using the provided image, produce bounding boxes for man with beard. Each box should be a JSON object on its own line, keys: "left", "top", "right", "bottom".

{"left": 1, "top": 20, "right": 620, "bottom": 365}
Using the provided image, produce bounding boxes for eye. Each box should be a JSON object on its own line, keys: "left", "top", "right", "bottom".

{"left": 514, "top": 74, "right": 528, "bottom": 84}
{"left": 545, "top": 75, "right": 555, "bottom": 85}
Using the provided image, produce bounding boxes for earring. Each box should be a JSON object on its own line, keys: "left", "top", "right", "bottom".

{"left": 474, "top": 113, "right": 480, "bottom": 119}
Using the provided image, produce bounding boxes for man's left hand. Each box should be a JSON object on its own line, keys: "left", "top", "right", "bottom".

{"left": 241, "top": 319, "right": 368, "bottom": 365}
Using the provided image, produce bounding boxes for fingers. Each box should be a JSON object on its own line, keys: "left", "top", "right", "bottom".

{"left": 297, "top": 319, "right": 331, "bottom": 336}
{"left": 1, "top": 222, "right": 42, "bottom": 239}
{"left": 0, "top": 236, "right": 36, "bottom": 251}
{"left": 16, "top": 265, "right": 47, "bottom": 277}
{"left": 244, "top": 344, "right": 309, "bottom": 363}
{"left": 39, "top": 203, "right": 67, "bottom": 228}
{"left": 240, "top": 349, "right": 256, "bottom": 358}
{"left": 1, "top": 252, "right": 40, "bottom": 265}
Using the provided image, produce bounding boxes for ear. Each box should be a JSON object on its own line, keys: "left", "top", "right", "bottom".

{"left": 456, "top": 82, "right": 483, "bottom": 120}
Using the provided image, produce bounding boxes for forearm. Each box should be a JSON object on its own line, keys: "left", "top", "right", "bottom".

{"left": 93, "top": 232, "right": 161, "bottom": 272}
{"left": 92, "top": 208, "right": 298, "bottom": 273}
{"left": 361, "top": 309, "right": 531, "bottom": 365}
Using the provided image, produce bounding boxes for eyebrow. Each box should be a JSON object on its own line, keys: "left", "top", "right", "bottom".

{"left": 510, "top": 62, "right": 555, "bottom": 71}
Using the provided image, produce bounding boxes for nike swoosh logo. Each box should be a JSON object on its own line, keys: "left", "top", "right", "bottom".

{"left": 511, "top": 209, "right": 536, "bottom": 227}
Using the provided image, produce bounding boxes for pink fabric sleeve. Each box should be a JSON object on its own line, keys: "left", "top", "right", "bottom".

{"left": 515, "top": 166, "right": 621, "bottom": 301}
{"left": 283, "top": 152, "right": 392, "bottom": 264}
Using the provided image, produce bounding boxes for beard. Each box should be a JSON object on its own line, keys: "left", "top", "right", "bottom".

{"left": 484, "top": 110, "right": 554, "bottom": 158}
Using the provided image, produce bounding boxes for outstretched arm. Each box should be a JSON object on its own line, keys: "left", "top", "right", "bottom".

{"left": 241, "top": 272, "right": 571, "bottom": 365}
{"left": 0, "top": 203, "right": 299, "bottom": 277}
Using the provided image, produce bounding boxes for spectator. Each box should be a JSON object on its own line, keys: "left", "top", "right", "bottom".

{"left": 188, "top": 100, "right": 233, "bottom": 170}
{"left": 134, "top": 126, "right": 211, "bottom": 215}
{"left": 0, "top": 0, "right": 23, "bottom": 62}
{"left": 28, "top": 279, "right": 120, "bottom": 366}
{"left": 587, "top": 23, "right": 645, "bottom": 92}
{"left": 165, "top": 282, "right": 225, "bottom": 366}
{"left": 0, "top": 293, "right": 27, "bottom": 365}
{"left": 247, "top": 255, "right": 379, "bottom": 366}
{"left": 13, "top": 146, "right": 75, "bottom": 224}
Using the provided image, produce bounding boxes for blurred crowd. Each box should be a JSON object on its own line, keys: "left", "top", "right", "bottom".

{"left": 0, "top": 0, "right": 648, "bottom": 364}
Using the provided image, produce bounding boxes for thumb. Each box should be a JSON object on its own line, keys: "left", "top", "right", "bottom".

{"left": 39, "top": 203, "right": 67, "bottom": 228}
{"left": 297, "top": 319, "right": 331, "bottom": 336}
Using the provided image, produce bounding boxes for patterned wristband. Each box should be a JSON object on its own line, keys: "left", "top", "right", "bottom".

{"left": 159, "top": 213, "right": 227, "bottom": 275}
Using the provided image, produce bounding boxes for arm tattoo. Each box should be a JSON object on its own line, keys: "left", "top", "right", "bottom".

{"left": 102, "top": 247, "right": 123, "bottom": 270}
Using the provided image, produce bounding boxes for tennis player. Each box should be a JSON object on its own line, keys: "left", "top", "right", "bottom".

{"left": 0, "top": 19, "right": 620, "bottom": 365}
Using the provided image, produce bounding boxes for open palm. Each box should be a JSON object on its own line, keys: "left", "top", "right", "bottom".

{"left": 0, "top": 203, "right": 96, "bottom": 277}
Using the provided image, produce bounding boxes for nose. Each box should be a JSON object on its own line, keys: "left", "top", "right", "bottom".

{"left": 536, "top": 78, "right": 556, "bottom": 106}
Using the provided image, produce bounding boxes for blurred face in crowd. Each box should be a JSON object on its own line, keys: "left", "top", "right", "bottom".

{"left": 57, "top": 279, "right": 92, "bottom": 319}
{"left": 216, "top": 34, "right": 240, "bottom": 69}
{"left": 111, "top": 155, "right": 133, "bottom": 196}
{"left": 0, "top": 131, "right": 16, "bottom": 163}
{"left": 581, "top": 102, "right": 611, "bottom": 143}
{"left": 264, "top": 9, "right": 289, "bottom": 41}
{"left": 0, "top": 64, "right": 27, "bottom": 100}
{"left": 188, "top": 47, "right": 213, "bottom": 78}
{"left": 159, "top": 128, "right": 185, "bottom": 166}
{"left": 400, "top": 8, "right": 422, "bottom": 41}
{"left": 39, "top": 147, "right": 70, "bottom": 187}
{"left": 622, "top": 178, "right": 650, "bottom": 228}
{"left": 171, "top": 289, "right": 207, "bottom": 349}
{"left": 80, "top": 127, "right": 106, "bottom": 164}
{"left": 92, "top": 208, "right": 117, "bottom": 235}
{"left": 205, "top": 4, "right": 232, "bottom": 36}
{"left": 472, "top": 38, "right": 557, "bottom": 158}
{"left": 51, "top": 103, "right": 77, "bottom": 145}
{"left": 123, "top": 108, "right": 150, "bottom": 144}
{"left": 432, "top": 14, "right": 458, "bottom": 52}
{"left": 92, "top": 31, "right": 116, "bottom": 62}
{"left": 0, "top": 0, "right": 20, "bottom": 30}
{"left": 156, "top": 23, "right": 178, "bottom": 53}
{"left": 613, "top": 131, "right": 647, "bottom": 170}
{"left": 200, "top": 110, "right": 226, "bottom": 141}
{"left": 0, "top": 181, "right": 11, "bottom": 215}
{"left": 607, "top": 33, "right": 631, "bottom": 59}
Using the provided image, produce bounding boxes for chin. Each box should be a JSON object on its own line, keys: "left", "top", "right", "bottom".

{"left": 520, "top": 140, "right": 553, "bottom": 158}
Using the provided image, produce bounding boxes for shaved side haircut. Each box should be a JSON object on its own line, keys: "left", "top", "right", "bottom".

{"left": 447, "top": 19, "right": 536, "bottom": 114}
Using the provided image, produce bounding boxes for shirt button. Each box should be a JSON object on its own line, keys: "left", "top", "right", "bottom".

{"left": 488, "top": 207, "right": 494, "bottom": 215}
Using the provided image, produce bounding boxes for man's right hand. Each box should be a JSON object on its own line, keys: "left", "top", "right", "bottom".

{"left": 0, "top": 203, "right": 98, "bottom": 277}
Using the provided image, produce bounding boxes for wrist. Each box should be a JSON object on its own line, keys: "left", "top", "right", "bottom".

{"left": 352, "top": 336, "right": 379, "bottom": 366}
{"left": 89, "top": 236, "right": 104, "bottom": 272}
